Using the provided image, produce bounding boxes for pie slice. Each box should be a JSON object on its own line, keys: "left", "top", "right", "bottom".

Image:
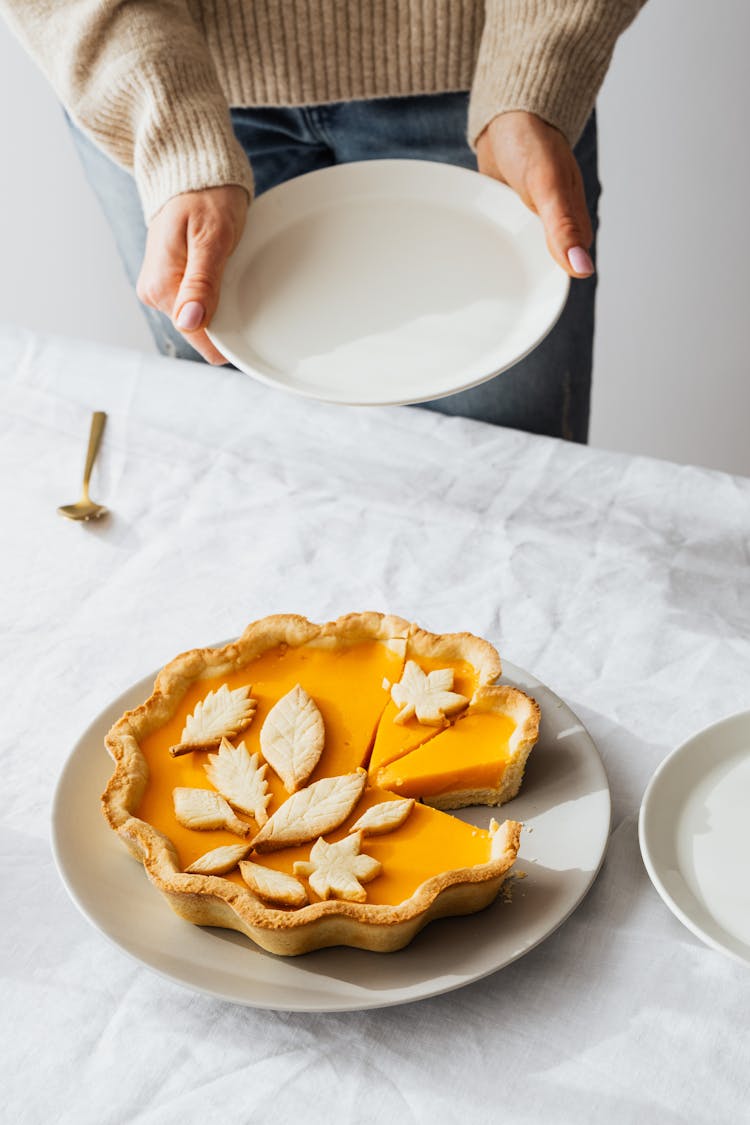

{"left": 368, "top": 633, "right": 502, "bottom": 777}
{"left": 372, "top": 685, "right": 540, "bottom": 810}
{"left": 253, "top": 787, "right": 510, "bottom": 908}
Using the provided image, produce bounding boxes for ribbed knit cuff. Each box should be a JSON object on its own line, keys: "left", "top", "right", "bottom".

{"left": 468, "top": 0, "right": 644, "bottom": 148}
{"left": 80, "top": 55, "right": 254, "bottom": 222}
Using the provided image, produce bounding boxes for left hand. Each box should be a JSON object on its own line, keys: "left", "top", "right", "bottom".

{"left": 476, "top": 110, "right": 594, "bottom": 279}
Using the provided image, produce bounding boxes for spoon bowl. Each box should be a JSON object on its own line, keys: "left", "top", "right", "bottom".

{"left": 57, "top": 411, "right": 108, "bottom": 522}
{"left": 57, "top": 500, "right": 109, "bottom": 522}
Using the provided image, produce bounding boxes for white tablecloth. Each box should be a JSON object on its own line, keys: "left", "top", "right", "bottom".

{"left": 3, "top": 324, "right": 750, "bottom": 1124}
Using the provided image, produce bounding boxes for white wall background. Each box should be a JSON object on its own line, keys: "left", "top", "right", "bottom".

{"left": 593, "top": 0, "right": 750, "bottom": 476}
{"left": 1, "top": 1, "right": 748, "bottom": 476}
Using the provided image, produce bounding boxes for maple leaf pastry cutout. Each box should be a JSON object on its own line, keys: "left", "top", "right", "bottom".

{"left": 293, "top": 831, "right": 381, "bottom": 902}
{"left": 389, "top": 660, "right": 468, "bottom": 726}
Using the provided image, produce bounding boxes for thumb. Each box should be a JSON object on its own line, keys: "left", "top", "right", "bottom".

{"left": 478, "top": 111, "right": 594, "bottom": 280}
{"left": 173, "top": 226, "right": 235, "bottom": 333}
{"left": 533, "top": 167, "right": 594, "bottom": 279}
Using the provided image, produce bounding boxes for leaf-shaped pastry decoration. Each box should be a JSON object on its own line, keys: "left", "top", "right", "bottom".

{"left": 251, "top": 770, "right": 367, "bottom": 854}
{"left": 349, "top": 797, "right": 415, "bottom": 837}
{"left": 204, "top": 737, "right": 271, "bottom": 826}
{"left": 390, "top": 661, "right": 468, "bottom": 726}
{"left": 173, "top": 787, "right": 251, "bottom": 836}
{"left": 169, "top": 684, "right": 256, "bottom": 756}
{"left": 185, "top": 843, "right": 252, "bottom": 875}
{"left": 293, "top": 831, "right": 381, "bottom": 902}
{"left": 239, "top": 861, "right": 308, "bottom": 907}
{"left": 259, "top": 684, "right": 325, "bottom": 792}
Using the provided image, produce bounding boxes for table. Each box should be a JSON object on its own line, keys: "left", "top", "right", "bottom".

{"left": 3, "top": 324, "right": 749, "bottom": 1124}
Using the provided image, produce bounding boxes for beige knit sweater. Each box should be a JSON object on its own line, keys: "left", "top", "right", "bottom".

{"left": 2, "top": 1, "right": 644, "bottom": 221}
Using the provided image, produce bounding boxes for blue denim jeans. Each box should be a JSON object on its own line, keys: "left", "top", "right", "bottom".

{"left": 68, "top": 93, "right": 599, "bottom": 441}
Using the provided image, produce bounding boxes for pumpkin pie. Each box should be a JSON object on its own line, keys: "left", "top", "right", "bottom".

{"left": 102, "top": 613, "right": 539, "bottom": 956}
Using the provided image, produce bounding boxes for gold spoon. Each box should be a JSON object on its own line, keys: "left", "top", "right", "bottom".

{"left": 57, "top": 411, "right": 109, "bottom": 521}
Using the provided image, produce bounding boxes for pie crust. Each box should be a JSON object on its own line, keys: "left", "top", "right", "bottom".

{"left": 102, "top": 613, "right": 536, "bottom": 956}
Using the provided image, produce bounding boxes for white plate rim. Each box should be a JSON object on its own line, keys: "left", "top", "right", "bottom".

{"left": 638, "top": 708, "right": 750, "bottom": 966}
{"left": 51, "top": 655, "right": 610, "bottom": 1012}
{"left": 207, "top": 159, "right": 570, "bottom": 406}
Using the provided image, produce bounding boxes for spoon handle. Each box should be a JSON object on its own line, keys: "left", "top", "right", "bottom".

{"left": 82, "top": 411, "right": 107, "bottom": 497}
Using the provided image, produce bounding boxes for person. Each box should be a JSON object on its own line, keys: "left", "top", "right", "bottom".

{"left": 2, "top": 1, "right": 644, "bottom": 441}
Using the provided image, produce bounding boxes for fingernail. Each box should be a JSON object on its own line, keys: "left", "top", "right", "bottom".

{"left": 567, "top": 246, "right": 594, "bottom": 276}
{"left": 175, "top": 300, "right": 204, "bottom": 331}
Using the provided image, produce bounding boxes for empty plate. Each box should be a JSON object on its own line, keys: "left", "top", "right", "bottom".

{"left": 208, "top": 159, "right": 569, "bottom": 405}
{"left": 639, "top": 709, "right": 750, "bottom": 965}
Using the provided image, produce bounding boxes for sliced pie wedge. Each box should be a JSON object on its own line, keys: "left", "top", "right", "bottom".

{"left": 373, "top": 685, "right": 540, "bottom": 810}
{"left": 368, "top": 633, "right": 502, "bottom": 779}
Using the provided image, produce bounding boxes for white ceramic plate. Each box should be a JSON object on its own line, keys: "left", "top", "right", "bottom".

{"left": 51, "top": 658, "right": 610, "bottom": 1011}
{"left": 639, "top": 710, "right": 750, "bottom": 965}
{"left": 208, "top": 160, "right": 569, "bottom": 405}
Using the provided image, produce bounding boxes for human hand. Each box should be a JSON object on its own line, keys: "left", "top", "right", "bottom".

{"left": 476, "top": 111, "right": 594, "bottom": 279}
{"left": 136, "top": 185, "right": 249, "bottom": 364}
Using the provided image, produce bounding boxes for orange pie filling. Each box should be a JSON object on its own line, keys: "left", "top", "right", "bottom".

{"left": 122, "top": 628, "right": 538, "bottom": 915}
{"left": 374, "top": 710, "right": 517, "bottom": 801}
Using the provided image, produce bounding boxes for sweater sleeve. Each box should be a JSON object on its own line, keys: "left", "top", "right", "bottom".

{"left": 468, "top": 0, "right": 647, "bottom": 148}
{"left": 0, "top": 1, "right": 253, "bottom": 221}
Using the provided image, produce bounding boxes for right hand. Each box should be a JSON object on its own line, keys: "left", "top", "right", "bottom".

{"left": 476, "top": 111, "right": 594, "bottom": 279}
{"left": 136, "top": 185, "right": 249, "bottom": 364}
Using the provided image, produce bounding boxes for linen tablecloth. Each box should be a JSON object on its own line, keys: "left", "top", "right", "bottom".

{"left": 3, "top": 324, "right": 749, "bottom": 1124}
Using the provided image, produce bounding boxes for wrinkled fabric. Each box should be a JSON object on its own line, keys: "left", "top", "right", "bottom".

{"left": 2, "top": 325, "right": 749, "bottom": 1125}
